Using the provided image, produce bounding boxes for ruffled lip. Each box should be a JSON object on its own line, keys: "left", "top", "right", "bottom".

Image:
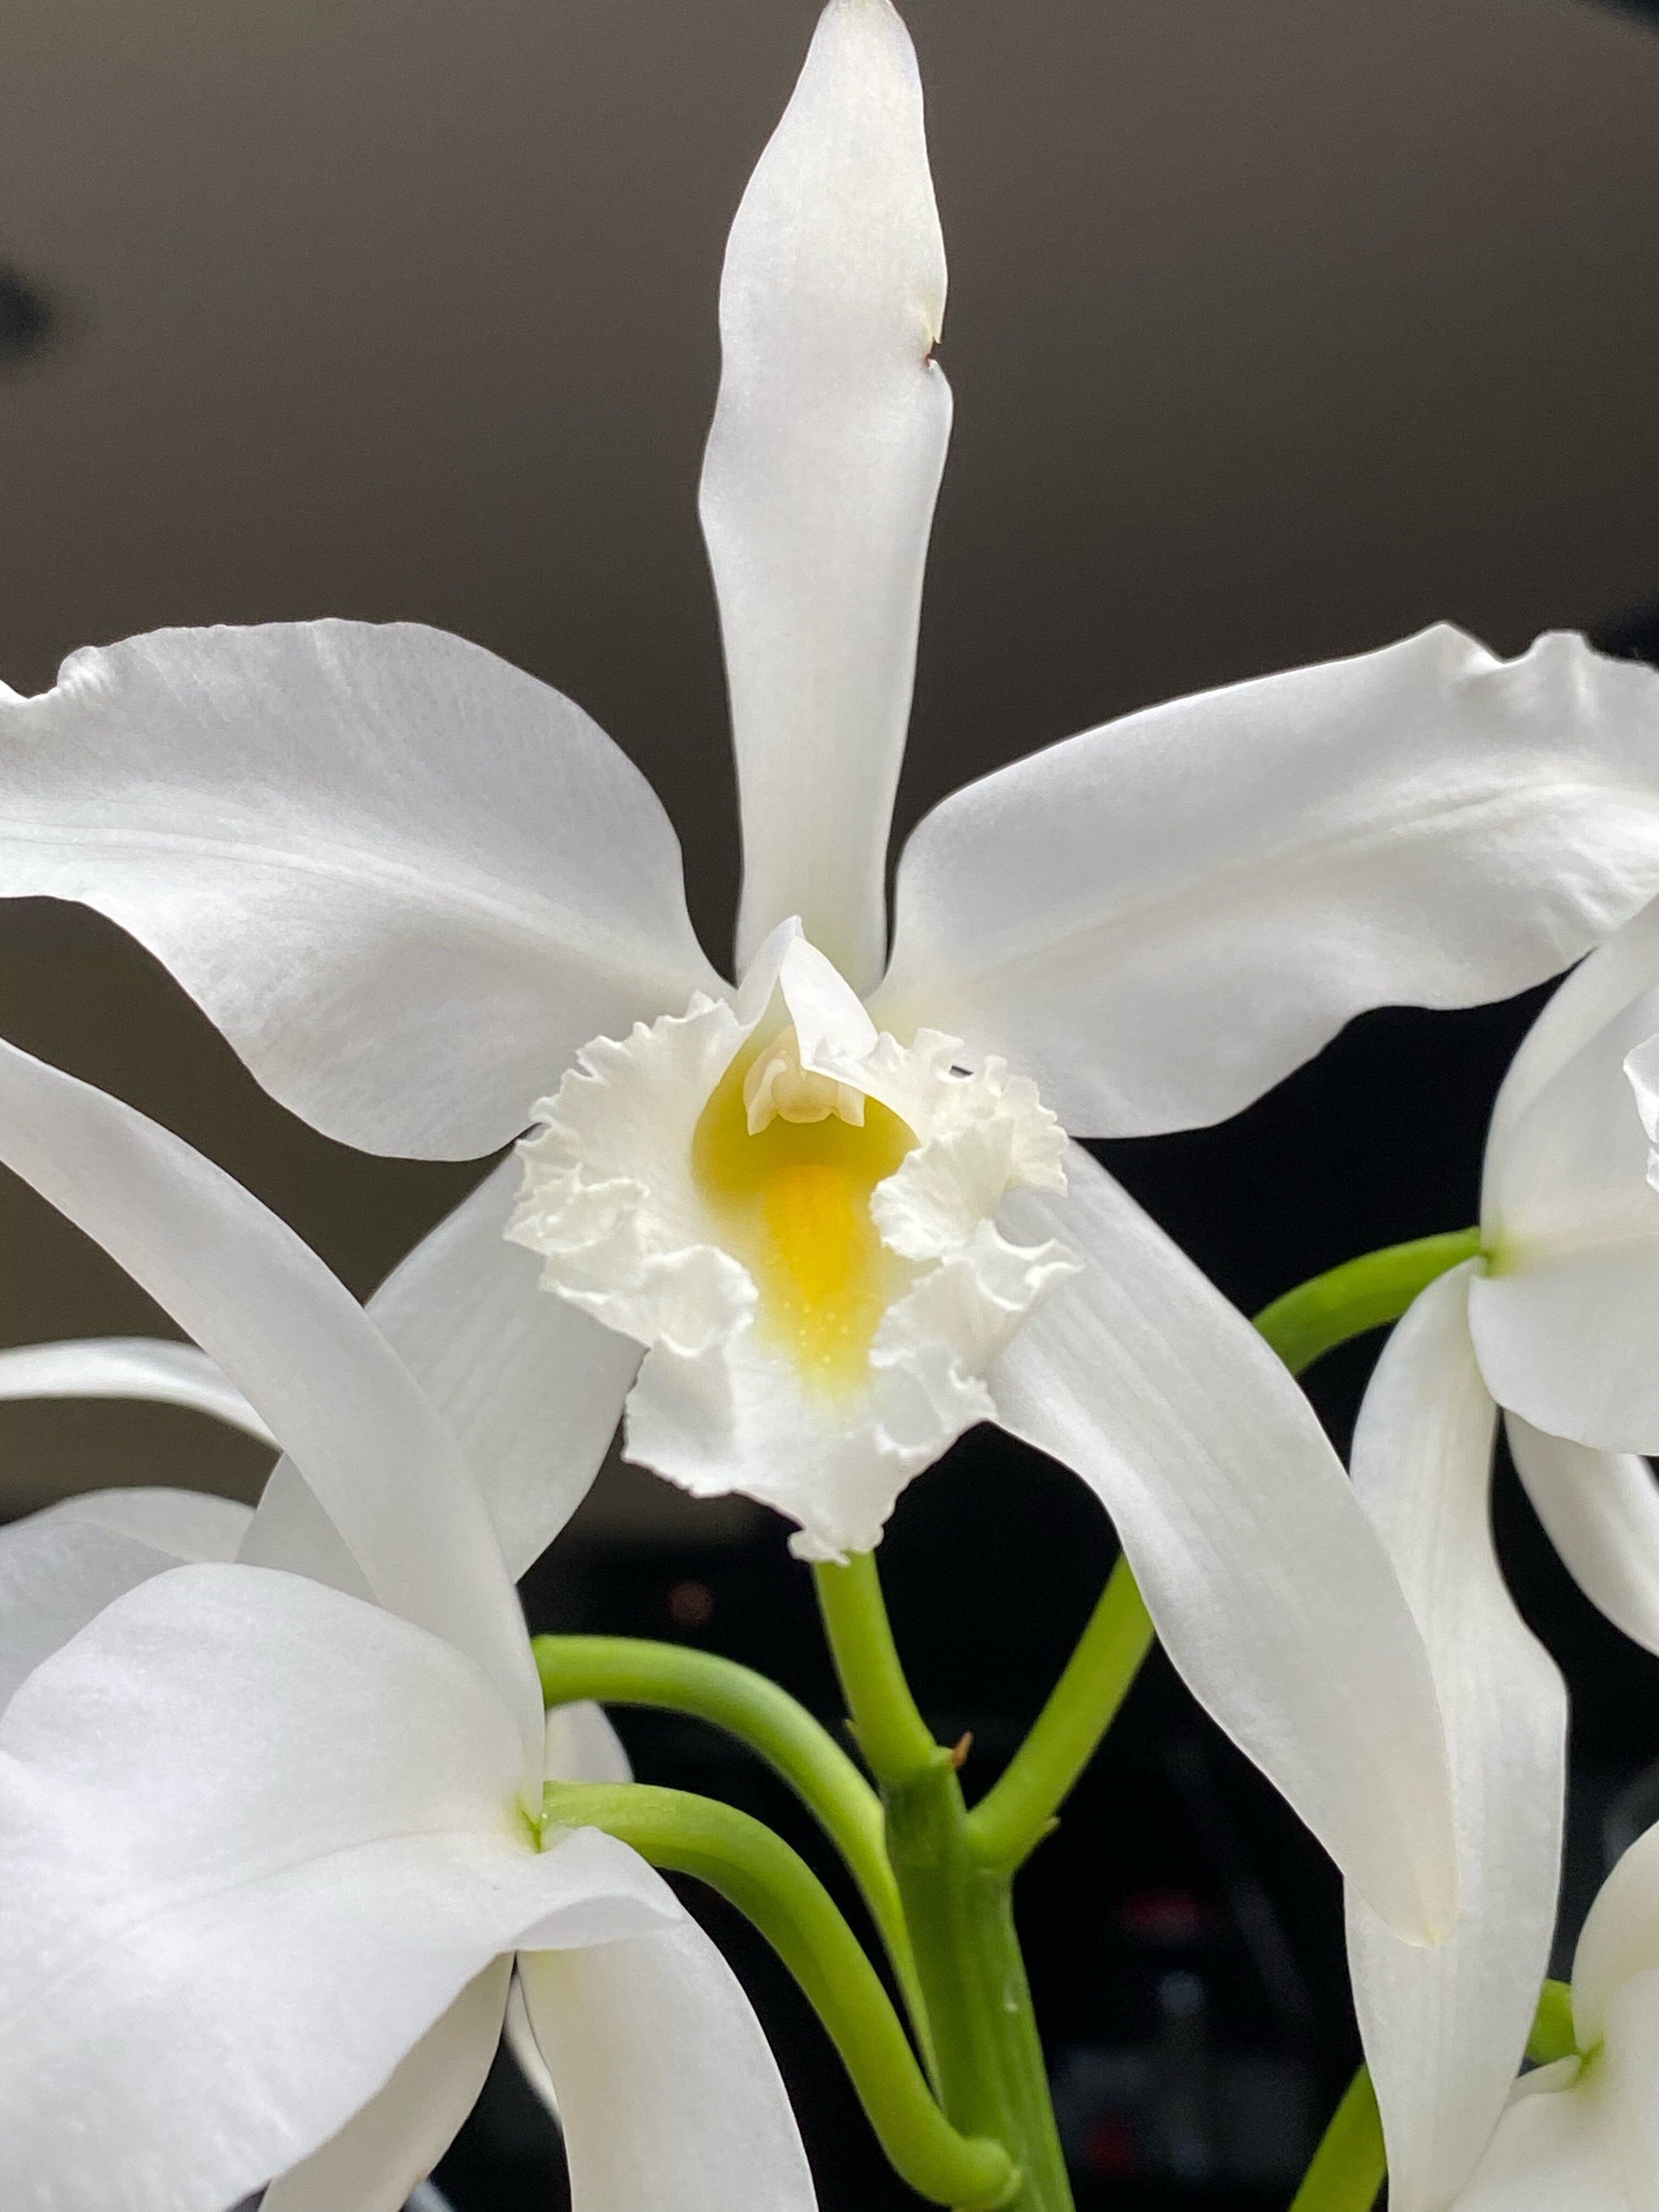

{"left": 507, "top": 922, "right": 1079, "bottom": 1558}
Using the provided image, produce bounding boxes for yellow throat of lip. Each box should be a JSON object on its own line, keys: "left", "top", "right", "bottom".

{"left": 691, "top": 1031, "right": 916, "bottom": 1394}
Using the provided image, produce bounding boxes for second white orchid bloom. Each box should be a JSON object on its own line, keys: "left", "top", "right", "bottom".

{"left": 11, "top": 0, "right": 1659, "bottom": 1945}
{"left": 1447, "top": 1816, "right": 1659, "bottom": 2210}
{"left": 0, "top": 1037, "right": 816, "bottom": 2212}
{"left": 1338, "top": 894, "right": 1659, "bottom": 2210}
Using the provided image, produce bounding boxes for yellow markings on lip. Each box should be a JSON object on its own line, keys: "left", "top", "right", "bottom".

{"left": 692, "top": 1036, "right": 916, "bottom": 1394}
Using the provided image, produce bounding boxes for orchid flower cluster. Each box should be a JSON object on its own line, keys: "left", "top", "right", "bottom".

{"left": 7, "top": 3, "right": 1659, "bottom": 2209}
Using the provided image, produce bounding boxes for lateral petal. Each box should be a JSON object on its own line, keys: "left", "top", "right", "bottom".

{"left": 1506, "top": 1417, "right": 1659, "bottom": 1655}
{"left": 1345, "top": 1268, "right": 1567, "bottom": 2212}
{"left": 519, "top": 1903, "right": 818, "bottom": 2212}
{"left": 0, "top": 622, "right": 716, "bottom": 1158}
{"left": 1449, "top": 2072, "right": 1621, "bottom": 2212}
{"left": 0, "top": 1335, "right": 273, "bottom": 1441}
{"left": 701, "top": 0, "right": 951, "bottom": 990}
{"left": 1470, "top": 983, "right": 1659, "bottom": 1451}
{"left": 0, "top": 1566, "right": 673, "bottom": 2212}
{"left": 1603, "top": 1970, "right": 1659, "bottom": 2212}
{"left": 991, "top": 1143, "right": 1456, "bottom": 1941}
{"left": 1485, "top": 892, "right": 1659, "bottom": 1163}
{"left": 877, "top": 628, "right": 1659, "bottom": 1137}
{"left": 1569, "top": 1821, "right": 1659, "bottom": 2049}
{"left": 0, "top": 1487, "right": 251, "bottom": 1710}
{"left": 260, "top": 1960, "right": 512, "bottom": 2212}
{"left": 0, "top": 1037, "right": 541, "bottom": 1764}
{"left": 364, "top": 1158, "right": 639, "bottom": 1580}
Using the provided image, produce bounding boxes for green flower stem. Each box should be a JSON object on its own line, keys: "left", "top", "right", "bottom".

{"left": 967, "top": 1555, "right": 1153, "bottom": 1874}
{"left": 886, "top": 1755, "right": 1077, "bottom": 2212}
{"left": 532, "top": 1632, "right": 928, "bottom": 2052}
{"left": 812, "top": 1551, "right": 1073, "bottom": 2209}
{"left": 970, "top": 1227, "right": 1486, "bottom": 1873}
{"left": 1290, "top": 1979, "right": 1578, "bottom": 2210}
{"left": 1253, "top": 1228, "right": 1483, "bottom": 1378}
{"left": 540, "top": 1778, "right": 1018, "bottom": 2212}
{"left": 1288, "top": 2066, "right": 1384, "bottom": 2212}
{"left": 813, "top": 1550, "right": 939, "bottom": 1788}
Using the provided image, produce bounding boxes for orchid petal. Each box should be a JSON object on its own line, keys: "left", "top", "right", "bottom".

{"left": 992, "top": 1142, "right": 1456, "bottom": 1940}
{"left": 701, "top": 0, "right": 951, "bottom": 991}
{"left": 877, "top": 628, "right": 1659, "bottom": 1138}
{"left": 545, "top": 1701, "right": 633, "bottom": 1787}
{"left": 1604, "top": 1971, "right": 1659, "bottom": 2212}
{"left": 499, "top": 1705, "right": 635, "bottom": 2132}
{"left": 0, "top": 1487, "right": 250, "bottom": 1710}
{"left": 238, "top": 1459, "right": 373, "bottom": 1600}
{"left": 1486, "top": 893, "right": 1659, "bottom": 1162}
{"left": 0, "top": 1336, "right": 273, "bottom": 1441}
{"left": 0, "top": 1037, "right": 541, "bottom": 1766}
{"left": 1571, "top": 1821, "right": 1659, "bottom": 2047}
{"left": 1451, "top": 2072, "right": 1621, "bottom": 2212}
{"left": 505, "top": 1971, "right": 562, "bottom": 2123}
{"left": 0, "top": 623, "right": 717, "bottom": 1158}
{"left": 260, "top": 1961, "right": 512, "bottom": 2212}
{"left": 1506, "top": 1417, "right": 1659, "bottom": 1656}
{"left": 365, "top": 1158, "right": 639, "bottom": 1579}
{"left": 1470, "top": 985, "right": 1659, "bottom": 1451}
{"left": 0, "top": 1565, "right": 674, "bottom": 2212}
{"left": 519, "top": 1905, "right": 818, "bottom": 2212}
{"left": 1344, "top": 1268, "right": 1566, "bottom": 2212}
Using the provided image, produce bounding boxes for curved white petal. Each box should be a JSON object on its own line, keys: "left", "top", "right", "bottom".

{"left": 238, "top": 1458, "right": 374, "bottom": 1600}
{"left": 701, "top": 0, "right": 951, "bottom": 990}
{"left": 1470, "top": 984, "right": 1659, "bottom": 1451}
{"left": 1571, "top": 1822, "right": 1659, "bottom": 2048}
{"left": 0, "top": 1487, "right": 251, "bottom": 1710}
{"left": 0, "top": 1336, "right": 274, "bottom": 1441}
{"left": 519, "top": 1905, "right": 818, "bottom": 2212}
{"left": 366, "top": 1158, "right": 639, "bottom": 1580}
{"left": 0, "top": 622, "right": 717, "bottom": 1158}
{"left": 545, "top": 1701, "right": 633, "bottom": 1787}
{"left": 1604, "top": 1970, "right": 1659, "bottom": 2212}
{"left": 991, "top": 1142, "right": 1456, "bottom": 1942}
{"left": 238, "top": 1157, "right": 641, "bottom": 1613}
{"left": 1487, "top": 893, "right": 1659, "bottom": 1162}
{"left": 261, "top": 1960, "right": 512, "bottom": 2212}
{"left": 0, "top": 1566, "right": 675, "bottom": 2212}
{"left": 0, "top": 1037, "right": 541, "bottom": 1767}
{"left": 877, "top": 628, "right": 1659, "bottom": 1138}
{"left": 1344, "top": 1268, "right": 1567, "bottom": 2212}
{"left": 505, "top": 1971, "right": 562, "bottom": 2124}
{"left": 1506, "top": 1417, "right": 1659, "bottom": 1656}
{"left": 503, "top": 1707, "right": 637, "bottom": 2130}
{"left": 1450, "top": 2072, "right": 1621, "bottom": 2212}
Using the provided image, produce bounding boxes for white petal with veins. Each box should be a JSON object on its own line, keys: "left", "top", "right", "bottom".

{"left": 0, "top": 622, "right": 717, "bottom": 1159}
{"left": 878, "top": 627, "right": 1659, "bottom": 1140}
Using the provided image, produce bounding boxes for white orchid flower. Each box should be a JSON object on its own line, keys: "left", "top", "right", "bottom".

{"left": 1334, "top": 894, "right": 1659, "bottom": 2209}
{"left": 0, "top": 1036, "right": 816, "bottom": 2212}
{"left": 1446, "top": 1816, "right": 1659, "bottom": 2210}
{"left": 9, "top": 0, "right": 1659, "bottom": 1944}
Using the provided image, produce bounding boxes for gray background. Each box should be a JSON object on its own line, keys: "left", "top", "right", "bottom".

{"left": 4, "top": 0, "right": 1659, "bottom": 1519}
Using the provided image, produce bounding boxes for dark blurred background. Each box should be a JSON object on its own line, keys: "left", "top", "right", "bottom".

{"left": 5, "top": 0, "right": 1659, "bottom": 2203}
